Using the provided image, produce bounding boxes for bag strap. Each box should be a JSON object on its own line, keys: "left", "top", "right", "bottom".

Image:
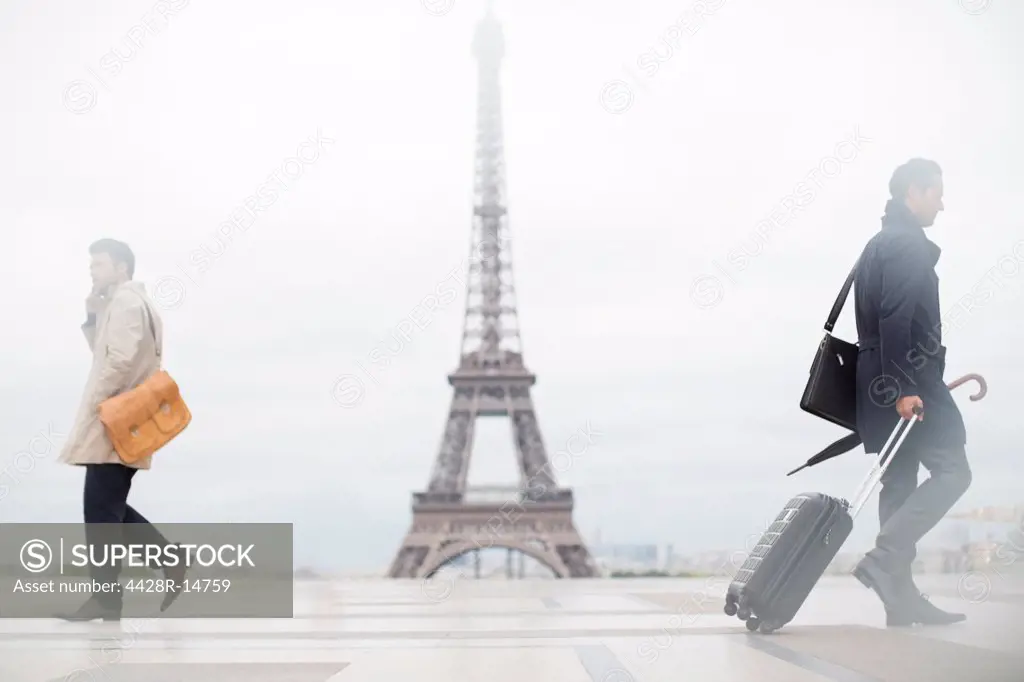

{"left": 131, "top": 292, "right": 161, "bottom": 359}
{"left": 824, "top": 262, "right": 858, "bottom": 333}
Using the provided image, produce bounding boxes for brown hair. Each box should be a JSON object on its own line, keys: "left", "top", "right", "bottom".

{"left": 889, "top": 158, "right": 942, "bottom": 199}
{"left": 89, "top": 238, "right": 135, "bottom": 278}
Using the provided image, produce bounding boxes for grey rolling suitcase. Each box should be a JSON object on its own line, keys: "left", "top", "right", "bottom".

{"left": 723, "top": 410, "right": 921, "bottom": 634}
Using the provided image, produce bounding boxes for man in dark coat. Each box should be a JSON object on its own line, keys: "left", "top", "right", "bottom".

{"left": 851, "top": 158, "right": 972, "bottom": 626}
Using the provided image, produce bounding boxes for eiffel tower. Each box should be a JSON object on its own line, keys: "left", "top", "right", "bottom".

{"left": 387, "top": 1, "right": 599, "bottom": 580}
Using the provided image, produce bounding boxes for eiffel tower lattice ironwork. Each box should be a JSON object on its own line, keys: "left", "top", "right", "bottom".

{"left": 387, "top": 3, "right": 599, "bottom": 580}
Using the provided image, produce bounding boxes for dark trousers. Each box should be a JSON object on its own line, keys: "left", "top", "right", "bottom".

{"left": 83, "top": 463, "right": 168, "bottom": 604}
{"left": 866, "top": 444, "right": 972, "bottom": 582}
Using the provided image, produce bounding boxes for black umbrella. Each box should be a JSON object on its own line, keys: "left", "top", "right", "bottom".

{"left": 786, "top": 373, "right": 988, "bottom": 477}
{"left": 786, "top": 431, "right": 861, "bottom": 476}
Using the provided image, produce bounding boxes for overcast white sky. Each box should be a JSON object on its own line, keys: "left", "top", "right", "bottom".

{"left": 1, "top": 0, "right": 1022, "bottom": 572}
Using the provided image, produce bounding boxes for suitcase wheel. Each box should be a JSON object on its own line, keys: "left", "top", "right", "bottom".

{"left": 744, "top": 618, "right": 780, "bottom": 634}
{"left": 737, "top": 607, "right": 751, "bottom": 620}
{"left": 723, "top": 601, "right": 737, "bottom": 616}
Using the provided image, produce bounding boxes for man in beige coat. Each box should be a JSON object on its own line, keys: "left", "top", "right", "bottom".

{"left": 58, "top": 239, "right": 185, "bottom": 621}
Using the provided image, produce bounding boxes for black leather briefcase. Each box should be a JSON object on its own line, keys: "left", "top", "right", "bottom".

{"left": 799, "top": 263, "right": 858, "bottom": 431}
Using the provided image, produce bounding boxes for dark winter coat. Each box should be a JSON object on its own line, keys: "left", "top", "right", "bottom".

{"left": 853, "top": 200, "right": 966, "bottom": 454}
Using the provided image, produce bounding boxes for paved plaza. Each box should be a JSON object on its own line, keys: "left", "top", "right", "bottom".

{"left": 1, "top": 573, "right": 1022, "bottom": 681}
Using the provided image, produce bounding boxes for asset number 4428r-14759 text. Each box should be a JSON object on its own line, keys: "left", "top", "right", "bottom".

{"left": 124, "top": 578, "right": 231, "bottom": 593}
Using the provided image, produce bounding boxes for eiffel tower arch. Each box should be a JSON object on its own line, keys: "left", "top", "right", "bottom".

{"left": 387, "top": 1, "right": 599, "bottom": 580}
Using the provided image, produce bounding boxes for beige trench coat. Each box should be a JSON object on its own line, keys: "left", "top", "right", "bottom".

{"left": 59, "top": 281, "right": 163, "bottom": 469}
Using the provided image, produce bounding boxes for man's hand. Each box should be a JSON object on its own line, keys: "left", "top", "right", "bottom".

{"left": 896, "top": 395, "right": 923, "bottom": 421}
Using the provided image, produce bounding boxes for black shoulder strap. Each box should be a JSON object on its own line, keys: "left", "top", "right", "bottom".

{"left": 824, "top": 262, "right": 858, "bottom": 333}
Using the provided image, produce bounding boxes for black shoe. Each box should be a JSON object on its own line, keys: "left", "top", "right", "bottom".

{"left": 853, "top": 557, "right": 914, "bottom": 611}
{"left": 56, "top": 596, "right": 121, "bottom": 622}
{"left": 885, "top": 570, "right": 919, "bottom": 626}
{"left": 160, "top": 544, "right": 188, "bottom": 612}
{"left": 911, "top": 592, "right": 966, "bottom": 626}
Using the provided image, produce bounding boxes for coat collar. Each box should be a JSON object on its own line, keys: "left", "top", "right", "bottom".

{"left": 110, "top": 280, "right": 148, "bottom": 298}
{"left": 881, "top": 199, "right": 941, "bottom": 266}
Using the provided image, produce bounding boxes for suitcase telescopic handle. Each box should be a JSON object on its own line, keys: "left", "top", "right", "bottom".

{"left": 848, "top": 405, "right": 923, "bottom": 519}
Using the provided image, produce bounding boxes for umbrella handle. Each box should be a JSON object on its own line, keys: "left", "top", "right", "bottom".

{"left": 947, "top": 373, "right": 987, "bottom": 401}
